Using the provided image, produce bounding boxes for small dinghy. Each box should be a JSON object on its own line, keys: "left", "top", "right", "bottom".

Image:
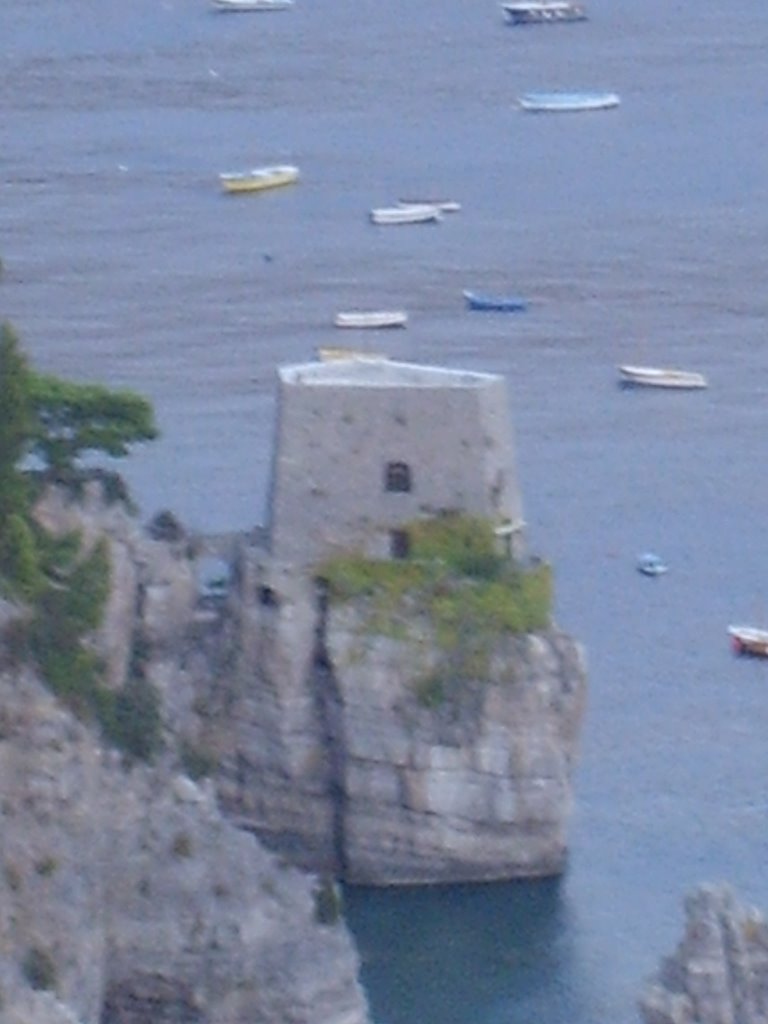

{"left": 637, "top": 552, "right": 667, "bottom": 577}
{"left": 463, "top": 290, "right": 527, "bottom": 312}
{"left": 315, "top": 347, "right": 389, "bottom": 363}
{"left": 728, "top": 625, "right": 768, "bottom": 657}
{"left": 618, "top": 365, "right": 708, "bottom": 390}
{"left": 219, "top": 164, "right": 299, "bottom": 194}
{"left": 211, "top": 0, "right": 294, "bottom": 10}
{"left": 501, "top": 1, "right": 587, "bottom": 23}
{"left": 333, "top": 311, "right": 408, "bottom": 329}
{"left": 518, "top": 91, "right": 620, "bottom": 112}
{"left": 369, "top": 204, "right": 442, "bottom": 225}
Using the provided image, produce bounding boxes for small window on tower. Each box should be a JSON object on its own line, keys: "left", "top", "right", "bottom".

{"left": 385, "top": 461, "right": 412, "bottom": 493}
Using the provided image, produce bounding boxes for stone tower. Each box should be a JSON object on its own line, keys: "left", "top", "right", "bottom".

{"left": 265, "top": 357, "right": 525, "bottom": 567}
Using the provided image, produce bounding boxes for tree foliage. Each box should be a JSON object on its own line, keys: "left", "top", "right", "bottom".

{"left": 0, "top": 514, "right": 42, "bottom": 599}
{"left": 0, "top": 322, "right": 33, "bottom": 524}
{"left": 0, "top": 322, "right": 157, "bottom": 603}
{"left": 27, "top": 372, "right": 158, "bottom": 475}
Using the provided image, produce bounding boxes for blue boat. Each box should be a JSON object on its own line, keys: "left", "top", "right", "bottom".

{"left": 463, "top": 290, "right": 527, "bottom": 312}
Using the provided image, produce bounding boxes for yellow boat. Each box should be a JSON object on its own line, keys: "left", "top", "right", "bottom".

{"left": 315, "top": 347, "right": 389, "bottom": 363}
{"left": 219, "top": 164, "right": 299, "bottom": 194}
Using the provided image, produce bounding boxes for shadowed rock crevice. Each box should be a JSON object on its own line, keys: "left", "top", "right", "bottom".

{"left": 312, "top": 578, "right": 348, "bottom": 877}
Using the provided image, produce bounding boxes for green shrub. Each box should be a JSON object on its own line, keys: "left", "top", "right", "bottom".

{"left": 414, "top": 672, "right": 447, "bottom": 708}
{"left": 180, "top": 739, "right": 217, "bottom": 780}
{"left": 316, "top": 517, "right": 552, "bottom": 700}
{"left": 22, "top": 946, "right": 57, "bottom": 991}
{"left": 33, "top": 528, "right": 82, "bottom": 579}
{"left": 99, "top": 676, "right": 162, "bottom": 763}
{"left": 408, "top": 515, "right": 502, "bottom": 579}
{"left": 0, "top": 514, "right": 43, "bottom": 599}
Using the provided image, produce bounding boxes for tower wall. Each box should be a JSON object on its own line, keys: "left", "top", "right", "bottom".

{"left": 266, "top": 363, "right": 524, "bottom": 567}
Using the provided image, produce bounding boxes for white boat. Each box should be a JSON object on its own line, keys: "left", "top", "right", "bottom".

{"left": 219, "top": 164, "right": 299, "bottom": 194}
{"left": 369, "top": 204, "right": 442, "bottom": 226}
{"left": 728, "top": 625, "right": 768, "bottom": 658}
{"left": 211, "top": 0, "right": 294, "bottom": 10}
{"left": 333, "top": 311, "right": 408, "bottom": 329}
{"left": 316, "top": 347, "right": 389, "bottom": 363}
{"left": 397, "top": 199, "right": 461, "bottom": 214}
{"left": 501, "top": 1, "right": 587, "bottom": 24}
{"left": 618, "top": 365, "right": 708, "bottom": 390}
{"left": 637, "top": 552, "right": 667, "bottom": 577}
{"left": 518, "top": 91, "right": 620, "bottom": 112}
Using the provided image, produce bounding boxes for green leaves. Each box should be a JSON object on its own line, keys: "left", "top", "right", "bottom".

{"left": 27, "top": 372, "right": 158, "bottom": 474}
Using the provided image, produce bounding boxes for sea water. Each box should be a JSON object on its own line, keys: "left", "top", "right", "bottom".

{"left": 3, "top": 0, "right": 768, "bottom": 1020}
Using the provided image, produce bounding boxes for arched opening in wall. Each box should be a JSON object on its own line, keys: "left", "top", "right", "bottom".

{"left": 385, "top": 461, "right": 412, "bottom": 493}
{"left": 390, "top": 529, "right": 410, "bottom": 560}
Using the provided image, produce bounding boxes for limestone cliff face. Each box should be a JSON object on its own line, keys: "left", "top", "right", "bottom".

{"left": 639, "top": 885, "right": 768, "bottom": 1024}
{"left": 323, "top": 606, "right": 586, "bottom": 884}
{"left": 214, "top": 554, "right": 587, "bottom": 885}
{"left": 0, "top": 659, "right": 370, "bottom": 1024}
{"left": 26, "top": 482, "right": 587, "bottom": 889}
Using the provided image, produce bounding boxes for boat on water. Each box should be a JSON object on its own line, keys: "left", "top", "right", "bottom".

{"left": 463, "top": 290, "right": 527, "bottom": 312}
{"left": 219, "top": 164, "right": 299, "bottom": 194}
{"left": 316, "top": 347, "right": 389, "bottom": 363}
{"left": 728, "top": 625, "right": 768, "bottom": 657}
{"left": 501, "top": 1, "right": 587, "bottom": 24}
{"left": 211, "top": 0, "right": 294, "bottom": 10}
{"left": 518, "top": 91, "right": 620, "bottom": 112}
{"left": 397, "top": 199, "right": 461, "bottom": 214}
{"left": 333, "top": 311, "right": 408, "bottom": 329}
{"left": 637, "top": 552, "right": 667, "bottom": 577}
{"left": 618, "top": 365, "right": 708, "bottom": 390}
{"left": 369, "top": 204, "right": 442, "bottom": 226}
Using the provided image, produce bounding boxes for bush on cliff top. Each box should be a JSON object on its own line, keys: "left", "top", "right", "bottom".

{"left": 317, "top": 516, "right": 552, "bottom": 693}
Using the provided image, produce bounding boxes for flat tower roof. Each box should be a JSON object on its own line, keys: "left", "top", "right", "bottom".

{"left": 279, "top": 359, "right": 501, "bottom": 389}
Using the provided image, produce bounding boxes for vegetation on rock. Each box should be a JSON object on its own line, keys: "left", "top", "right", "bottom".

{"left": 0, "top": 322, "right": 162, "bottom": 760}
{"left": 317, "top": 515, "right": 552, "bottom": 696}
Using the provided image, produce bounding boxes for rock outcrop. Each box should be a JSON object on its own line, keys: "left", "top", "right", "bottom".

{"left": 0, "top": 661, "right": 370, "bottom": 1024}
{"left": 27, "top": 481, "right": 587, "bottom": 887}
{"left": 639, "top": 884, "right": 768, "bottom": 1024}
{"left": 324, "top": 610, "right": 585, "bottom": 884}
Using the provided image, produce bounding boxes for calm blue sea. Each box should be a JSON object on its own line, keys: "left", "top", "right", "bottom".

{"left": 3, "top": 0, "right": 768, "bottom": 1021}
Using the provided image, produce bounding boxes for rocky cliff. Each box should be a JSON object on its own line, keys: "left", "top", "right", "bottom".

{"left": 639, "top": 884, "right": 768, "bottom": 1024}
{"left": 0, "top": 642, "right": 370, "bottom": 1024}
{"left": 26, "top": 482, "right": 587, "bottom": 888}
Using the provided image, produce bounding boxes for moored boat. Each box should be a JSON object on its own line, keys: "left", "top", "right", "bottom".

{"left": 369, "top": 204, "right": 442, "bottom": 225}
{"left": 637, "top": 552, "right": 667, "bottom": 577}
{"left": 219, "top": 164, "right": 299, "bottom": 194}
{"left": 618, "top": 365, "right": 708, "bottom": 390}
{"left": 397, "top": 199, "right": 461, "bottom": 214}
{"left": 518, "top": 91, "right": 620, "bottom": 112}
{"left": 211, "top": 0, "right": 294, "bottom": 10}
{"left": 316, "top": 347, "right": 389, "bottom": 363}
{"left": 728, "top": 625, "right": 768, "bottom": 657}
{"left": 501, "top": 1, "right": 587, "bottom": 24}
{"left": 463, "top": 290, "right": 527, "bottom": 312}
{"left": 333, "top": 311, "right": 408, "bottom": 329}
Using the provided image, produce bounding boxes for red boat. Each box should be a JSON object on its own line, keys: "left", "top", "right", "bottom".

{"left": 728, "top": 625, "right": 768, "bottom": 657}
